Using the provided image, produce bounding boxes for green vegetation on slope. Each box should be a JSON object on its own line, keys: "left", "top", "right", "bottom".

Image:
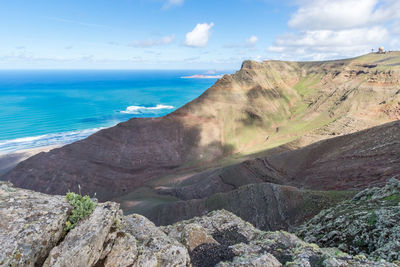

{"left": 64, "top": 192, "right": 96, "bottom": 232}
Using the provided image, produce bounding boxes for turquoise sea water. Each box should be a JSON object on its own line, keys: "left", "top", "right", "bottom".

{"left": 0, "top": 70, "right": 222, "bottom": 154}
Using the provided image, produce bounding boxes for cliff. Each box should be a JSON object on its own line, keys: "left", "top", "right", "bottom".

{"left": 1, "top": 181, "right": 398, "bottom": 267}
{"left": 3, "top": 52, "right": 400, "bottom": 201}
{"left": 118, "top": 119, "right": 400, "bottom": 226}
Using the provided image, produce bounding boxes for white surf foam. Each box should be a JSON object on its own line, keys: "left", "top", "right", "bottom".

{"left": 0, "top": 127, "right": 105, "bottom": 155}
{"left": 181, "top": 74, "right": 223, "bottom": 79}
{"left": 120, "top": 104, "right": 174, "bottom": 115}
{"left": 0, "top": 104, "right": 175, "bottom": 154}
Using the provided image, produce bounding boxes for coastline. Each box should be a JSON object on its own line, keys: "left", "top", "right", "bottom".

{"left": 0, "top": 145, "right": 61, "bottom": 176}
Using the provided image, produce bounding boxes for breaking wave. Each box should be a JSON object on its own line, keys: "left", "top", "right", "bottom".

{"left": 0, "top": 127, "right": 105, "bottom": 154}
{"left": 120, "top": 104, "right": 175, "bottom": 115}
{"left": 181, "top": 74, "right": 223, "bottom": 79}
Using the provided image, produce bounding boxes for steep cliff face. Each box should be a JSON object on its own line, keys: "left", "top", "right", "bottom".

{"left": 118, "top": 120, "right": 400, "bottom": 221}
{"left": 143, "top": 182, "right": 354, "bottom": 231}
{"left": 1, "top": 182, "right": 398, "bottom": 267}
{"left": 3, "top": 52, "right": 400, "bottom": 200}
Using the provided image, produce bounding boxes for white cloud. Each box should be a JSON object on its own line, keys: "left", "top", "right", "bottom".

{"left": 289, "top": 0, "right": 378, "bottom": 30}
{"left": 129, "top": 35, "right": 176, "bottom": 47}
{"left": 246, "top": 36, "right": 259, "bottom": 47}
{"left": 163, "top": 0, "right": 184, "bottom": 9}
{"left": 273, "top": 27, "right": 388, "bottom": 47}
{"left": 185, "top": 23, "right": 214, "bottom": 47}
{"left": 268, "top": 0, "right": 400, "bottom": 60}
{"left": 268, "top": 27, "right": 390, "bottom": 60}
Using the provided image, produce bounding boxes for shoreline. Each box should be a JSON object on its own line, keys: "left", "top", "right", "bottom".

{"left": 0, "top": 145, "right": 61, "bottom": 176}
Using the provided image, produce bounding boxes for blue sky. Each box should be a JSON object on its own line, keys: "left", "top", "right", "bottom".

{"left": 0, "top": 0, "right": 399, "bottom": 69}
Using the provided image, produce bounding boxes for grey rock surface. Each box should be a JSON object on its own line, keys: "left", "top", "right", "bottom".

{"left": 297, "top": 178, "right": 400, "bottom": 262}
{"left": 123, "top": 214, "right": 190, "bottom": 266}
{"left": 164, "top": 222, "right": 218, "bottom": 251}
{"left": 0, "top": 182, "right": 71, "bottom": 267}
{"left": 217, "top": 253, "right": 282, "bottom": 267}
{"left": 162, "top": 210, "right": 397, "bottom": 267}
{"left": 103, "top": 231, "right": 138, "bottom": 267}
{"left": 43, "top": 202, "right": 119, "bottom": 267}
{"left": 1, "top": 182, "right": 399, "bottom": 267}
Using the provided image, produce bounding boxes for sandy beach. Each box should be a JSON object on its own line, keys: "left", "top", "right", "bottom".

{"left": 0, "top": 145, "right": 61, "bottom": 176}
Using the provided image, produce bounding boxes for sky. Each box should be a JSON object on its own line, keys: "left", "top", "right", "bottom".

{"left": 0, "top": 0, "right": 399, "bottom": 70}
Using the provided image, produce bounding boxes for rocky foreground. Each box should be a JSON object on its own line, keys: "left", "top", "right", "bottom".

{"left": 297, "top": 178, "right": 400, "bottom": 262}
{"left": 1, "top": 180, "right": 399, "bottom": 267}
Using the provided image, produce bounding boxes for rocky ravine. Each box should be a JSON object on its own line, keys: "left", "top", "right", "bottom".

{"left": 122, "top": 120, "right": 400, "bottom": 227}
{"left": 145, "top": 182, "right": 355, "bottom": 231}
{"left": 1, "top": 180, "right": 399, "bottom": 267}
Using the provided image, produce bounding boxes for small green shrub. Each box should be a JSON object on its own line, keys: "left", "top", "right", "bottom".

{"left": 367, "top": 211, "right": 378, "bottom": 226}
{"left": 64, "top": 192, "right": 96, "bottom": 232}
{"left": 354, "top": 239, "right": 367, "bottom": 247}
{"left": 383, "top": 194, "right": 400, "bottom": 204}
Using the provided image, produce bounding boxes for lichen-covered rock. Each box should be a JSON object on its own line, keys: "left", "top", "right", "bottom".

{"left": 217, "top": 253, "right": 282, "bottom": 267}
{"left": 163, "top": 210, "right": 397, "bottom": 267}
{"left": 43, "top": 202, "right": 119, "bottom": 267}
{"left": 0, "top": 182, "right": 71, "bottom": 267}
{"left": 122, "top": 214, "right": 190, "bottom": 266}
{"left": 1, "top": 182, "right": 398, "bottom": 267}
{"left": 162, "top": 223, "right": 218, "bottom": 251}
{"left": 162, "top": 209, "right": 261, "bottom": 242}
{"left": 103, "top": 231, "right": 138, "bottom": 267}
{"left": 297, "top": 178, "right": 400, "bottom": 262}
{"left": 99, "top": 211, "right": 123, "bottom": 262}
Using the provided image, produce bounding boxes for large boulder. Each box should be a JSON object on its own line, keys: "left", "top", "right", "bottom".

{"left": 0, "top": 182, "right": 71, "bottom": 267}
{"left": 101, "top": 214, "right": 191, "bottom": 267}
{"left": 43, "top": 202, "right": 120, "bottom": 267}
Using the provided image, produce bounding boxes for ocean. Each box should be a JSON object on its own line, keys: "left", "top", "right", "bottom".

{"left": 0, "top": 70, "right": 222, "bottom": 154}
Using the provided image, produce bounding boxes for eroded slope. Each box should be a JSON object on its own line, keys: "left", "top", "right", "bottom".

{"left": 3, "top": 52, "right": 400, "bottom": 200}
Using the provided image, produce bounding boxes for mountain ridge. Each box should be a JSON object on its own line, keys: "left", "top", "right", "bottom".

{"left": 2, "top": 52, "right": 400, "bottom": 202}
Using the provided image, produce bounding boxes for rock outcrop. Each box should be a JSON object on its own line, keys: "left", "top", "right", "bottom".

{"left": 43, "top": 202, "right": 119, "bottom": 267}
{"left": 0, "top": 182, "right": 190, "bottom": 267}
{"left": 1, "top": 181, "right": 399, "bottom": 266}
{"left": 0, "top": 182, "right": 71, "bottom": 266}
{"left": 297, "top": 178, "right": 400, "bottom": 262}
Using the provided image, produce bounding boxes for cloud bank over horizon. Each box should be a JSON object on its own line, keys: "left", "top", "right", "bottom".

{"left": 268, "top": 0, "right": 400, "bottom": 60}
